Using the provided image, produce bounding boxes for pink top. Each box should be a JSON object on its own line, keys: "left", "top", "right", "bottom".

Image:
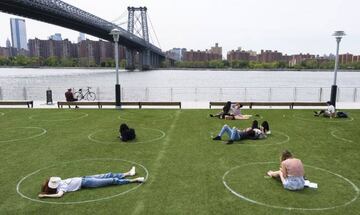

{"left": 281, "top": 158, "right": 304, "bottom": 177}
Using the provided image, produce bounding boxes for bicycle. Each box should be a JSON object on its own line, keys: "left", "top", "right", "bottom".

{"left": 74, "top": 87, "right": 96, "bottom": 101}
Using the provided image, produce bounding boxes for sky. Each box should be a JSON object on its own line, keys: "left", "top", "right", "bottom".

{"left": 0, "top": 0, "right": 359, "bottom": 55}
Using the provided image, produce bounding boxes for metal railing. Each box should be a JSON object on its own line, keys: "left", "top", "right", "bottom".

{"left": 0, "top": 86, "right": 359, "bottom": 103}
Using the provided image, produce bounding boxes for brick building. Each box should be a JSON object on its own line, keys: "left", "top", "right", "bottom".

{"left": 257, "top": 50, "right": 283, "bottom": 63}
{"left": 227, "top": 49, "right": 251, "bottom": 61}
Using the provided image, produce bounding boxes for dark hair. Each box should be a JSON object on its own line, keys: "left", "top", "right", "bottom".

{"left": 223, "top": 101, "right": 232, "bottom": 113}
{"left": 235, "top": 103, "right": 243, "bottom": 108}
{"left": 246, "top": 129, "right": 255, "bottom": 137}
{"left": 281, "top": 150, "right": 293, "bottom": 161}
{"left": 251, "top": 120, "right": 259, "bottom": 129}
{"left": 326, "top": 101, "right": 332, "bottom": 105}
{"left": 40, "top": 179, "right": 57, "bottom": 195}
{"left": 261, "top": 121, "right": 269, "bottom": 132}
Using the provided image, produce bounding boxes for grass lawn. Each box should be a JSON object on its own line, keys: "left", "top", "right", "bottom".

{"left": 0, "top": 108, "right": 359, "bottom": 215}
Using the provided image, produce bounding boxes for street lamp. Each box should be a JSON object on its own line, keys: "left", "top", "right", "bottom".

{"left": 110, "top": 28, "right": 121, "bottom": 108}
{"left": 330, "top": 30, "right": 346, "bottom": 107}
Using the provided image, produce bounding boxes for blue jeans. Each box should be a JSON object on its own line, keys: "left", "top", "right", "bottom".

{"left": 218, "top": 125, "right": 241, "bottom": 140}
{"left": 81, "top": 172, "right": 130, "bottom": 188}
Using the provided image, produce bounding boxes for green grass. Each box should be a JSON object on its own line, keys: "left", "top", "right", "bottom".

{"left": 0, "top": 108, "right": 359, "bottom": 215}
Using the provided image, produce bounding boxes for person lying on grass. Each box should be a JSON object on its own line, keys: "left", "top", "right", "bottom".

{"left": 244, "top": 120, "right": 271, "bottom": 135}
{"left": 212, "top": 124, "right": 266, "bottom": 144}
{"left": 38, "top": 166, "right": 144, "bottom": 198}
{"left": 210, "top": 102, "right": 252, "bottom": 120}
{"left": 267, "top": 150, "right": 305, "bottom": 191}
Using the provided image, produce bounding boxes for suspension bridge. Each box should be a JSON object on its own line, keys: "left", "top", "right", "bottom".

{"left": 0, "top": 0, "right": 169, "bottom": 70}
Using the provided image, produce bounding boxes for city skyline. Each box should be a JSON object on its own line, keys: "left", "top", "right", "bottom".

{"left": 0, "top": 0, "right": 359, "bottom": 55}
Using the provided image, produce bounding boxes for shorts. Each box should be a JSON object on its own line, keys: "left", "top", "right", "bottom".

{"left": 283, "top": 176, "right": 305, "bottom": 190}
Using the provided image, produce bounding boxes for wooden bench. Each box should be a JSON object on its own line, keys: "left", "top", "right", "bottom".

{"left": 57, "top": 101, "right": 181, "bottom": 109}
{"left": 292, "top": 102, "right": 327, "bottom": 108}
{"left": 250, "top": 102, "right": 293, "bottom": 109}
{"left": 58, "top": 101, "right": 99, "bottom": 108}
{"left": 0, "top": 100, "right": 33, "bottom": 108}
{"left": 209, "top": 102, "right": 252, "bottom": 109}
{"left": 139, "top": 102, "right": 181, "bottom": 109}
{"left": 98, "top": 102, "right": 141, "bottom": 108}
{"left": 209, "top": 101, "right": 326, "bottom": 109}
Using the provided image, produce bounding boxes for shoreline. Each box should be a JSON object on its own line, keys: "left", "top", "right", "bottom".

{"left": 0, "top": 66, "right": 359, "bottom": 72}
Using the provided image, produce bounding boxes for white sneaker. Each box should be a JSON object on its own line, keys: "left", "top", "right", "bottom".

{"left": 136, "top": 177, "right": 145, "bottom": 183}
{"left": 129, "top": 166, "right": 136, "bottom": 176}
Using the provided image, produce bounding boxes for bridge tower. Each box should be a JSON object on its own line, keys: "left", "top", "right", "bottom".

{"left": 126, "top": 7, "right": 151, "bottom": 70}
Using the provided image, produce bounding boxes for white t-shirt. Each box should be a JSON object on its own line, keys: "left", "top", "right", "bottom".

{"left": 327, "top": 105, "right": 335, "bottom": 114}
{"left": 230, "top": 105, "right": 241, "bottom": 116}
{"left": 57, "top": 177, "right": 82, "bottom": 193}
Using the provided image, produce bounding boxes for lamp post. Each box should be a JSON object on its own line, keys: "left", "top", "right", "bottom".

{"left": 110, "top": 28, "right": 121, "bottom": 108}
{"left": 330, "top": 31, "right": 346, "bottom": 107}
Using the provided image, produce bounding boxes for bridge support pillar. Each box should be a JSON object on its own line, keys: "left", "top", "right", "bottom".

{"left": 125, "top": 49, "right": 135, "bottom": 71}
{"left": 140, "top": 49, "right": 151, "bottom": 71}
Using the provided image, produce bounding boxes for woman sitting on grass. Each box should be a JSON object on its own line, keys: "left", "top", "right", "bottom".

{"left": 38, "top": 166, "right": 144, "bottom": 198}
{"left": 314, "top": 101, "right": 336, "bottom": 118}
{"left": 210, "top": 102, "right": 252, "bottom": 120}
{"left": 267, "top": 150, "right": 305, "bottom": 191}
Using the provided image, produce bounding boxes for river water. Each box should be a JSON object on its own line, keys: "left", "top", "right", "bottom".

{"left": 0, "top": 68, "right": 359, "bottom": 102}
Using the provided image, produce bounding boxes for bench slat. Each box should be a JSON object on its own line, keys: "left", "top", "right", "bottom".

{"left": 0, "top": 100, "right": 33, "bottom": 108}
{"left": 57, "top": 101, "right": 181, "bottom": 109}
{"left": 209, "top": 101, "right": 327, "bottom": 109}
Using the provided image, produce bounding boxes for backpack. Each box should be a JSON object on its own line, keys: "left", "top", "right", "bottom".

{"left": 119, "top": 123, "right": 136, "bottom": 142}
{"left": 336, "top": 112, "right": 348, "bottom": 118}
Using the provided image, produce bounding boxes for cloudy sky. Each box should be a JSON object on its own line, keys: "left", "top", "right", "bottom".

{"left": 0, "top": 0, "right": 359, "bottom": 55}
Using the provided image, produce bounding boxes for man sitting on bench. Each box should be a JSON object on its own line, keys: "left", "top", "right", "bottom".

{"left": 65, "top": 88, "right": 79, "bottom": 108}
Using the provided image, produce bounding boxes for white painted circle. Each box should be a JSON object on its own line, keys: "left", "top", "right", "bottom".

{"left": 0, "top": 127, "right": 47, "bottom": 143}
{"left": 330, "top": 130, "right": 353, "bottom": 143}
{"left": 244, "top": 130, "right": 290, "bottom": 147}
{"left": 223, "top": 162, "right": 359, "bottom": 211}
{"left": 29, "top": 112, "right": 89, "bottom": 122}
{"left": 292, "top": 113, "right": 354, "bottom": 123}
{"left": 118, "top": 113, "right": 173, "bottom": 122}
{"left": 88, "top": 127, "right": 166, "bottom": 144}
{"left": 16, "top": 158, "right": 149, "bottom": 204}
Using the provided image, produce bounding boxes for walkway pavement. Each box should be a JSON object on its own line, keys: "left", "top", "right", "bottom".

{"left": 1, "top": 101, "right": 359, "bottom": 109}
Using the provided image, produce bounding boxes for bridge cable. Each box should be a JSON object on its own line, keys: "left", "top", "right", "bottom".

{"left": 147, "top": 14, "right": 162, "bottom": 49}
{"left": 111, "top": 10, "right": 128, "bottom": 24}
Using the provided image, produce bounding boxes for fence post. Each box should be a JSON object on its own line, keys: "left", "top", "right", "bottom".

{"left": 195, "top": 87, "right": 198, "bottom": 102}
{"left": 244, "top": 88, "right": 247, "bottom": 102}
{"left": 170, "top": 88, "right": 173, "bottom": 102}
{"left": 23, "top": 87, "right": 27, "bottom": 100}
{"left": 0, "top": 87, "right": 2, "bottom": 100}
{"left": 268, "top": 88, "right": 272, "bottom": 101}
{"left": 219, "top": 88, "right": 223, "bottom": 101}
{"left": 96, "top": 87, "right": 100, "bottom": 101}
{"left": 319, "top": 88, "right": 323, "bottom": 102}
{"left": 121, "top": 87, "right": 124, "bottom": 101}
{"left": 145, "top": 87, "right": 149, "bottom": 101}
{"left": 336, "top": 88, "right": 340, "bottom": 102}
{"left": 354, "top": 88, "right": 357, "bottom": 102}
{"left": 293, "top": 87, "right": 297, "bottom": 101}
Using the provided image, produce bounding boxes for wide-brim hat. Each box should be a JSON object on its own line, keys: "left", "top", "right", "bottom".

{"left": 48, "top": 177, "right": 61, "bottom": 189}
